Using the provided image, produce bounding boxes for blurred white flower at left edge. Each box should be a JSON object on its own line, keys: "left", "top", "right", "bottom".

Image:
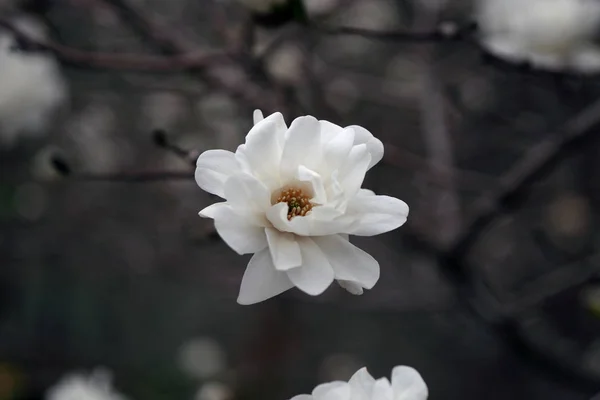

{"left": 476, "top": 0, "right": 600, "bottom": 73}
{"left": 291, "top": 365, "right": 428, "bottom": 400}
{"left": 0, "top": 16, "right": 68, "bottom": 148}
{"left": 45, "top": 369, "right": 129, "bottom": 400}
{"left": 195, "top": 110, "right": 409, "bottom": 305}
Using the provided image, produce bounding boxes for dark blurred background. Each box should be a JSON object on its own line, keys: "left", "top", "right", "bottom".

{"left": 2, "top": 0, "right": 600, "bottom": 399}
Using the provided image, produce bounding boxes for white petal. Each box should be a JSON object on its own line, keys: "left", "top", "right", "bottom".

{"left": 338, "top": 280, "right": 364, "bottom": 295}
{"left": 319, "top": 120, "right": 344, "bottom": 142}
{"left": 323, "top": 127, "right": 355, "bottom": 173}
{"left": 347, "top": 125, "right": 384, "bottom": 170}
{"left": 210, "top": 205, "right": 268, "bottom": 255}
{"left": 391, "top": 366, "right": 428, "bottom": 400}
{"left": 280, "top": 116, "right": 322, "bottom": 180}
{"left": 198, "top": 202, "right": 226, "bottom": 219}
{"left": 265, "top": 228, "right": 302, "bottom": 271}
{"left": 338, "top": 144, "right": 371, "bottom": 199}
{"left": 267, "top": 202, "right": 311, "bottom": 236}
{"left": 266, "top": 203, "right": 355, "bottom": 237}
{"left": 223, "top": 173, "right": 271, "bottom": 215}
{"left": 195, "top": 150, "right": 240, "bottom": 198}
{"left": 286, "top": 237, "right": 334, "bottom": 296}
{"left": 312, "top": 382, "right": 351, "bottom": 400}
{"left": 347, "top": 193, "right": 409, "bottom": 236}
{"left": 314, "top": 234, "right": 379, "bottom": 289}
{"left": 253, "top": 109, "right": 264, "bottom": 125}
{"left": 237, "top": 248, "right": 294, "bottom": 305}
{"left": 348, "top": 367, "right": 376, "bottom": 397}
{"left": 290, "top": 396, "right": 313, "bottom": 400}
{"left": 372, "top": 378, "right": 393, "bottom": 400}
{"left": 297, "top": 165, "right": 327, "bottom": 205}
{"left": 236, "top": 112, "right": 287, "bottom": 186}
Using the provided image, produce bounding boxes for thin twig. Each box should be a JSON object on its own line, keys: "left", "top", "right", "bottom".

{"left": 101, "top": 0, "right": 281, "bottom": 113}
{"left": 99, "top": 0, "right": 195, "bottom": 54}
{"left": 49, "top": 171, "right": 193, "bottom": 183}
{"left": 417, "top": 66, "right": 462, "bottom": 247}
{"left": 384, "top": 144, "right": 493, "bottom": 191}
{"left": 446, "top": 98, "right": 600, "bottom": 261}
{"left": 0, "top": 20, "right": 230, "bottom": 72}
{"left": 315, "top": 22, "right": 600, "bottom": 79}
{"left": 312, "top": 21, "right": 476, "bottom": 42}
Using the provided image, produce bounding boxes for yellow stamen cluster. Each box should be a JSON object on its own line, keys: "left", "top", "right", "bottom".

{"left": 276, "top": 188, "right": 313, "bottom": 220}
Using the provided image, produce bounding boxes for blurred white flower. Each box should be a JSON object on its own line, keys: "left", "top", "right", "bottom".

{"left": 302, "top": 0, "right": 339, "bottom": 17}
{"left": 0, "top": 17, "right": 68, "bottom": 147}
{"left": 196, "top": 110, "right": 408, "bottom": 305}
{"left": 476, "top": 0, "right": 600, "bottom": 72}
{"left": 46, "top": 369, "right": 128, "bottom": 400}
{"left": 265, "top": 43, "right": 305, "bottom": 85}
{"left": 291, "top": 365, "right": 428, "bottom": 400}
{"left": 237, "top": 0, "right": 287, "bottom": 13}
{"left": 178, "top": 337, "right": 227, "bottom": 379}
{"left": 195, "top": 382, "right": 233, "bottom": 400}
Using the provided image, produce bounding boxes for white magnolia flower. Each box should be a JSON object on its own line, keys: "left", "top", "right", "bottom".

{"left": 237, "top": 0, "right": 287, "bottom": 13}
{"left": 476, "top": 0, "right": 600, "bottom": 72}
{"left": 45, "top": 369, "right": 128, "bottom": 400}
{"left": 291, "top": 365, "right": 428, "bottom": 400}
{"left": 0, "top": 16, "right": 68, "bottom": 147}
{"left": 196, "top": 110, "right": 408, "bottom": 305}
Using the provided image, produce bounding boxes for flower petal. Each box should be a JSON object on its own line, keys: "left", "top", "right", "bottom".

{"left": 290, "top": 396, "right": 313, "bottom": 400}
{"left": 198, "top": 202, "right": 226, "bottom": 219}
{"left": 314, "top": 234, "right": 379, "bottom": 290}
{"left": 372, "top": 378, "right": 393, "bottom": 400}
{"left": 253, "top": 109, "right": 264, "bottom": 125}
{"left": 209, "top": 204, "right": 268, "bottom": 255}
{"left": 286, "top": 237, "right": 334, "bottom": 296}
{"left": 348, "top": 367, "right": 376, "bottom": 397}
{"left": 267, "top": 202, "right": 312, "bottom": 236}
{"left": 297, "top": 165, "right": 327, "bottom": 205}
{"left": 280, "top": 116, "right": 322, "bottom": 180}
{"left": 347, "top": 125, "right": 384, "bottom": 170}
{"left": 223, "top": 173, "right": 271, "bottom": 215}
{"left": 391, "top": 366, "right": 428, "bottom": 400}
{"left": 266, "top": 203, "right": 355, "bottom": 237}
{"left": 195, "top": 150, "right": 241, "bottom": 198}
{"left": 323, "top": 127, "right": 355, "bottom": 173}
{"left": 347, "top": 192, "right": 409, "bottom": 236}
{"left": 319, "top": 120, "right": 344, "bottom": 142}
{"left": 338, "top": 280, "right": 364, "bottom": 295}
{"left": 338, "top": 144, "right": 371, "bottom": 199}
{"left": 312, "top": 382, "right": 351, "bottom": 400}
{"left": 237, "top": 248, "right": 294, "bottom": 305}
{"left": 265, "top": 228, "right": 302, "bottom": 271}
{"left": 236, "top": 112, "right": 287, "bottom": 187}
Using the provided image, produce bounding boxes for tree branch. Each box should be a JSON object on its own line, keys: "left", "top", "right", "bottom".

{"left": 312, "top": 21, "right": 476, "bottom": 42}
{"left": 101, "top": 0, "right": 281, "bottom": 113}
{"left": 445, "top": 98, "right": 600, "bottom": 262}
{"left": 0, "top": 20, "right": 230, "bottom": 72}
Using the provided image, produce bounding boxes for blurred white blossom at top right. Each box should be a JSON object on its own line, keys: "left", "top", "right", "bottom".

{"left": 476, "top": 0, "right": 600, "bottom": 72}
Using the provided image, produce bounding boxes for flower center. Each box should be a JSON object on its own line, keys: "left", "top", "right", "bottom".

{"left": 275, "top": 187, "right": 313, "bottom": 220}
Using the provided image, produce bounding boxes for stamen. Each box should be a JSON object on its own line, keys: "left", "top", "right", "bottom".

{"left": 276, "top": 187, "right": 313, "bottom": 220}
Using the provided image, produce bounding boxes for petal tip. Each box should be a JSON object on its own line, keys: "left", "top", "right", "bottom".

{"left": 253, "top": 109, "right": 264, "bottom": 125}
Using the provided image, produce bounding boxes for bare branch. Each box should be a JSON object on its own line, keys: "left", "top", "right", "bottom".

{"left": 417, "top": 68, "right": 462, "bottom": 247}
{"left": 101, "top": 0, "right": 281, "bottom": 113}
{"left": 446, "top": 98, "right": 600, "bottom": 261}
{"left": 312, "top": 21, "right": 476, "bottom": 42}
{"left": 0, "top": 20, "right": 230, "bottom": 72}
{"left": 37, "top": 171, "right": 193, "bottom": 183}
